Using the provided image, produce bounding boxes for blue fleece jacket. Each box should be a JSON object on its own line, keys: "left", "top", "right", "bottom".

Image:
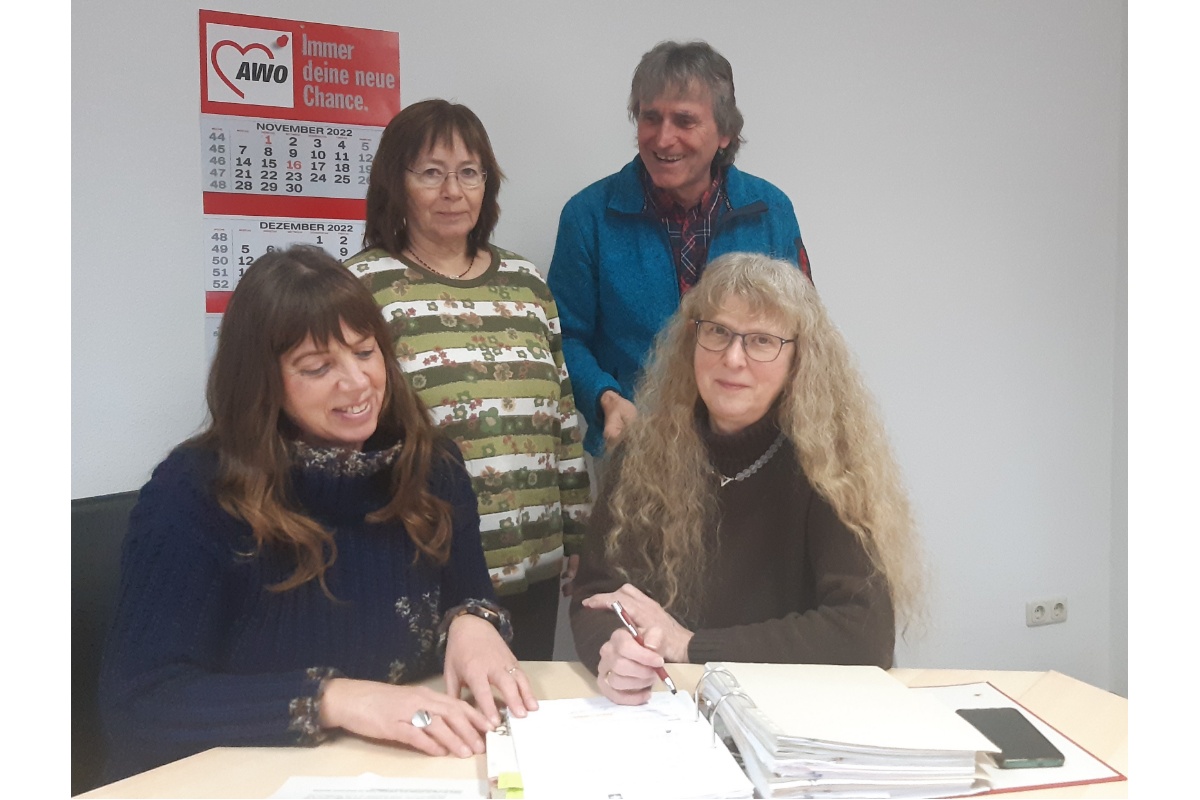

{"left": 547, "top": 157, "right": 809, "bottom": 455}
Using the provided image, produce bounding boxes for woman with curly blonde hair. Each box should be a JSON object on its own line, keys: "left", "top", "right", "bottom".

{"left": 570, "top": 252, "right": 924, "bottom": 705}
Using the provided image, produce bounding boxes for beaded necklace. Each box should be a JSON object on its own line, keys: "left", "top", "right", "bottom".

{"left": 719, "top": 432, "right": 786, "bottom": 487}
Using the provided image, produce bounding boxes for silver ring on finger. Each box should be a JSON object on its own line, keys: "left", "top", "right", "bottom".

{"left": 604, "top": 670, "right": 613, "bottom": 687}
{"left": 411, "top": 709, "right": 433, "bottom": 729}
{"left": 507, "top": 665, "right": 519, "bottom": 676}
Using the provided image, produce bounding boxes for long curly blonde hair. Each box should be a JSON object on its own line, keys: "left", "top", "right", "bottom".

{"left": 605, "top": 252, "right": 924, "bottom": 627}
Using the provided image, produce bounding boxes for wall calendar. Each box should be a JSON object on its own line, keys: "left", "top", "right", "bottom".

{"left": 199, "top": 10, "right": 400, "bottom": 356}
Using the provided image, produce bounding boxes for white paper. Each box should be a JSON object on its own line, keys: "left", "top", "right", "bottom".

{"left": 706, "top": 663, "right": 997, "bottom": 756}
{"left": 507, "top": 692, "right": 753, "bottom": 799}
{"left": 270, "top": 773, "right": 487, "bottom": 799}
{"left": 699, "top": 664, "right": 997, "bottom": 799}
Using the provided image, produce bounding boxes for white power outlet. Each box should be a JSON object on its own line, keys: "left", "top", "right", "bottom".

{"left": 1026, "top": 596, "right": 1068, "bottom": 627}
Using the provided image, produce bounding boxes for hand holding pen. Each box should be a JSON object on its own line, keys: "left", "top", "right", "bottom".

{"left": 611, "top": 600, "right": 678, "bottom": 694}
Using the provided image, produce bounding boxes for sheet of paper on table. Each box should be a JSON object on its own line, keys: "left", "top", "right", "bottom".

{"left": 269, "top": 773, "right": 487, "bottom": 799}
{"left": 506, "top": 691, "right": 753, "bottom": 799}
{"left": 911, "top": 682, "right": 1123, "bottom": 793}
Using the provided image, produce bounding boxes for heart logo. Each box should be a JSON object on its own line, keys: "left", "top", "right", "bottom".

{"left": 210, "top": 39, "right": 274, "bottom": 99}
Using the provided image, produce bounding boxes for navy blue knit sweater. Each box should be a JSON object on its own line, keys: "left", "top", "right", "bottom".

{"left": 97, "top": 438, "right": 495, "bottom": 782}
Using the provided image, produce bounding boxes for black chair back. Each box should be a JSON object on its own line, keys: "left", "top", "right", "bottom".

{"left": 72, "top": 491, "right": 138, "bottom": 796}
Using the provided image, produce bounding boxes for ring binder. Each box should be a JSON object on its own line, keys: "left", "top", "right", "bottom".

{"left": 485, "top": 708, "right": 523, "bottom": 799}
{"left": 694, "top": 662, "right": 998, "bottom": 798}
{"left": 705, "top": 688, "right": 752, "bottom": 746}
{"left": 694, "top": 664, "right": 738, "bottom": 721}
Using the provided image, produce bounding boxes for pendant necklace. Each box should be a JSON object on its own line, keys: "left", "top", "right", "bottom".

{"left": 407, "top": 248, "right": 474, "bottom": 279}
{"left": 719, "top": 432, "right": 786, "bottom": 487}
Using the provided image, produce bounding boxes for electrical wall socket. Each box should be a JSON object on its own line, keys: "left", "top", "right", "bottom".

{"left": 1026, "top": 596, "right": 1068, "bottom": 627}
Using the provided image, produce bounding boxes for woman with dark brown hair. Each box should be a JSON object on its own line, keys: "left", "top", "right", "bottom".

{"left": 98, "top": 246, "right": 535, "bottom": 783}
{"left": 347, "top": 99, "right": 590, "bottom": 661}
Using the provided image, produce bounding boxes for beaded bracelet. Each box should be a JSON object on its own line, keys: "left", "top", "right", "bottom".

{"left": 436, "top": 598, "right": 514, "bottom": 655}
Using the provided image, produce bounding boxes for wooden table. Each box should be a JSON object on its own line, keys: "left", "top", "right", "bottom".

{"left": 80, "top": 663, "right": 1127, "bottom": 798}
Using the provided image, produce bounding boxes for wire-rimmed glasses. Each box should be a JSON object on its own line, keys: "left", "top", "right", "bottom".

{"left": 694, "top": 320, "right": 795, "bottom": 362}
{"left": 406, "top": 166, "right": 487, "bottom": 189}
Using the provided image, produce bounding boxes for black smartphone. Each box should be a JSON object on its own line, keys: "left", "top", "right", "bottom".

{"left": 956, "top": 707, "right": 1065, "bottom": 769}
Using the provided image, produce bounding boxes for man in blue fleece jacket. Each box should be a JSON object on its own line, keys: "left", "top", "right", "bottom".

{"left": 548, "top": 39, "right": 812, "bottom": 459}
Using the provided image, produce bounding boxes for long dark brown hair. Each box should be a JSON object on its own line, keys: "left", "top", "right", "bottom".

{"left": 192, "top": 245, "right": 455, "bottom": 594}
{"left": 363, "top": 99, "right": 504, "bottom": 259}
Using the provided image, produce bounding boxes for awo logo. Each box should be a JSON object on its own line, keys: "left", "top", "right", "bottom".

{"left": 205, "top": 23, "right": 294, "bottom": 107}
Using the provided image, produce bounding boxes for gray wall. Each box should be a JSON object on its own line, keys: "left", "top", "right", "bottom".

{"left": 73, "top": 1, "right": 1127, "bottom": 693}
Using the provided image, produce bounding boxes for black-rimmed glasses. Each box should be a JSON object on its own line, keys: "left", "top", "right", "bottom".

{"left": 406, "top": 166, "right": 487, "bottom": 189}
{"left": 694, "top": 320, "right": 795, "bottom": 362}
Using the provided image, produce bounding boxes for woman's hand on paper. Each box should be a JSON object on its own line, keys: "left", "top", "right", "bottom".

{"left": 318, "top": 678, "right": 490, "bottom": 758}
{"left": 443, "top": 614, "right": 539, "bottom": 727}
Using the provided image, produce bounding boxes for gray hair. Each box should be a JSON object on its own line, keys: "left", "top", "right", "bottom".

{"left": 628, "top": 40, "right": 745, "bottom": 167}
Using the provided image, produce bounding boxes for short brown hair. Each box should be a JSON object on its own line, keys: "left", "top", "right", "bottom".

{"left": 364, "top": 99, "right": 504, "bottom": 258}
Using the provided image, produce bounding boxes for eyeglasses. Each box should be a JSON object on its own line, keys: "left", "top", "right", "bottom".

{"left": 406, "top": 166, "right": 487, "bottom": 189}
{"left": 694, "top": 320, "right": 795, "bottom": 362}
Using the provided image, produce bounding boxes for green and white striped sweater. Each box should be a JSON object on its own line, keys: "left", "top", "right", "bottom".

{"left": 348, "top": 245, "right": 591, "bottom": 595}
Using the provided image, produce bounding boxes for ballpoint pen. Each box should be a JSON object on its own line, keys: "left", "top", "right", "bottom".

{"left": 610, "top": 600, "right": 678, "bottom": 694}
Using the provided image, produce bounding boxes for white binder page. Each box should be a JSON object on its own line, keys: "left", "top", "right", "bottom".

{"left": 507, "top": 691, "right": 752, "bottom": 799}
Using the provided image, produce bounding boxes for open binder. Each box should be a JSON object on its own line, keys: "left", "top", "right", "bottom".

{"left": 696, "top": 663, "right": 998, "bottom": 799}
{"left": 494, "top": 692, "right": 754, "bottom": 799}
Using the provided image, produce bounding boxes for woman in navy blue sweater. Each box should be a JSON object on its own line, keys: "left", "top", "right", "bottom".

{"left": 98, "top": 246, "right": 536, "bottom": 782}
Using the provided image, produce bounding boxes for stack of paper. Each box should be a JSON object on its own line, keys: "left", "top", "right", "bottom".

{"left": 700, "top": 663, "right": 998, "bottom": 799}
{"left": 502, "top": 692, "right": 754, "bottom": 799}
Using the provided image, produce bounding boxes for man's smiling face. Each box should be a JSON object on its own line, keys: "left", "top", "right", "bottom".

{"left": 635, "top": 83, "right": 731, "bottom": 208}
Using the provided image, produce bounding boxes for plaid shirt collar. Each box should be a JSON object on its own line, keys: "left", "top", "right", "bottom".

{"left": 642, "top": 166, "right": 723, "bottom": 220}
{"left": 641, "top": 165, "right": 727, "bottom": 292}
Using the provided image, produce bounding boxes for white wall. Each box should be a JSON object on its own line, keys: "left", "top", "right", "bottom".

{"left": 72, "top": 1, "right": 1127, "bottom": 692}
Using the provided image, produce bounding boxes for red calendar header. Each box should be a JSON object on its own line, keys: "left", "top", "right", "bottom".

{"left": 199, "top": 10, "right": 400, "bottom": 126}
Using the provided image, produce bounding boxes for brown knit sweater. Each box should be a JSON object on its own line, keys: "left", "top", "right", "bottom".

{"left": 569, "top": 409, "right": 895, "bottom": 674}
